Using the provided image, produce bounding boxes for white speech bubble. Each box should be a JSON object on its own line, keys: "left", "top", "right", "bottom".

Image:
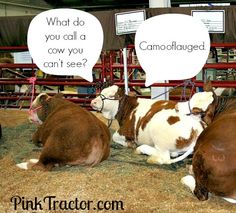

{"left": 135, "top": 13, "right": 210, "bottom": 87}
{"left": 27, "top": 8, "right": 103, "bottom": 82}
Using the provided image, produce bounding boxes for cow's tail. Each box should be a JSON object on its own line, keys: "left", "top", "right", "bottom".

{"left": 169, "top": 142, "right": 195, "bottom": 164}
{"left": 16, "top": 159, "right": 39, "bottom": 170}
{"left": 223, "top": 197, "right": 236, "bottom": 204}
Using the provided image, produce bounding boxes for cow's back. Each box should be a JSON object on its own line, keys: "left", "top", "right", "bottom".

{"left": 193, "top": 111, "right": 236, "bottom": 199}
{"left": 135, "top": 99, "right": 204, "bottom": 151}
{"left": 34, "top": 98, "right": 110, "bottom": 169}
{"left": 41, "top": 98, "right": 109, "bottom": 140}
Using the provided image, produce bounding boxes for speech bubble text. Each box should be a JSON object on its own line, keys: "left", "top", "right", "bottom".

{"left": 135, "top": 14, "right": 210, "bottom": 86}
{"left": 27, "top": 9, "right": 104, "bottom": 82}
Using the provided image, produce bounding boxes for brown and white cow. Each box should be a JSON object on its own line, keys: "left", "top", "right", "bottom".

{"left": 181, "top": 82, "right": 236, "bottom": 204}
{"left": 17, "top": 93, "right": 110, "bottom": 171}
{"left": 91, "top": 85, "right": 214, "bottom": 165}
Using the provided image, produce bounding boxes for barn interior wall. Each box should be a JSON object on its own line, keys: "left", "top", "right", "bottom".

{"left": 0, "top": 3, "right": 49, "bottom": 17}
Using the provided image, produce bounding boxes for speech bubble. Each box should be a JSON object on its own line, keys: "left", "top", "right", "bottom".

{"left": 27, "top": 8, "right": 103, "bottom": 82}
{"left": 135, "top": 13, "right": 210, "bottom": 87}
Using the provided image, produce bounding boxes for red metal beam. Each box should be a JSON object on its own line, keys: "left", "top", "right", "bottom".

{"left": 110, "top": 63, "right": 236, "bottom": 70}
{"left": 0, "top": 78, "right": 97, "bottom": 86}
{"left": 204, "top": 63, "right": 236, "bottom": 69}
{"left": 0, "top": 63, "right": 37, "bottom": 69}
{"left": 127, "top": 43, "right": 236, "bottom": 49}
{"left": 0, "top": 92, "right": 96, "bottom": 97}
{"left": 211, "top": 43, "right": 236, "bottom": 48}
{"left": 0, "top": 96, "right": 93, "bottom": 102}
{"left": 115, "top": 80, "right": 236, "bottom": 88}
{"left": 0, "top": 46, "right": 28, "bottom": 51}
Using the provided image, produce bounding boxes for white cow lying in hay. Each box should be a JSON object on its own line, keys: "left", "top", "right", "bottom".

{"left": 91, "top": 85, "right": 214, "bottom": 165}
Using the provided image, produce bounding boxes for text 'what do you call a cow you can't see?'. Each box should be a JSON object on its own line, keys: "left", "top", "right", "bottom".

{"left": 43, "top": 16, "right": 87, "bottom": 69}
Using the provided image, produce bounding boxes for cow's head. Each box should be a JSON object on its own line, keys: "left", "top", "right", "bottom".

{"left": 176, "top": 91, "right": 214, "bottom": 116}
{"left": 91, "top": 85, "right": 124, "bottom": 119}
{"left": 201, "top": 79, "right": 219, "bottom": 125}
{"left": 190, "top": 91, "right": 214, "bottom": 114}
{"left": 28, "top": 93, "right": 63, "bottom": 124}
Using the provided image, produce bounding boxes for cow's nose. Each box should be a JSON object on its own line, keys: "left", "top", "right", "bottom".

{"left": 28, "top": 116, "right": 34, "bottom": 123}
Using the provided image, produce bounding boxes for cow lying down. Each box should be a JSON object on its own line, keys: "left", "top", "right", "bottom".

{"left": 17, "top": 93, "right": 110, "bottom": 171}
{"left": 91, "top": 85, "right": 214, "bottom": 165}
{"left": 181, "top": 82, "right": 236, "bottom": 204}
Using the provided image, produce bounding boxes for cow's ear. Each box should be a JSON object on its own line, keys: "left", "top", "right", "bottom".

{"left": 128, "top": 91, "right": 136, "bottom": 97}
{"left": 39, "top": 94, "right": 49, "bottom": 104}
{"left": 54, "top": 93, "right": 64, "bottom": 99}
{"left": 115, "top": 87, "right": 125, "bottom": 98}
{"left": 203, "top": 77, "right": 213, "bottom": 92}
{"left": 203, "top": 77, "right": 218, "bottom": 103}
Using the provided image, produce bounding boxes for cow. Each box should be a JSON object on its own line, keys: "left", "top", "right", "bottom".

{"left": 181, "top": 82, "right": 236, "bottom": 204}
{"left": 91, "top": 85, "right": 214, "bottom": 165}
{"left": 17, "top": 93, "right": 110, "bottom": 171}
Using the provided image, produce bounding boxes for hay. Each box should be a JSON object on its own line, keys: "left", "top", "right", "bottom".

{"left": 0, "top": 110, "right": 235, "bottom": 213}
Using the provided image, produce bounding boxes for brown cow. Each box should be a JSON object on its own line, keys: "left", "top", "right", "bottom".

{"left": 17, "top": 93, "right": 110, "bottom": 171}
{"left": 181, "top": 82, "right": 236, "bottom": 204}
